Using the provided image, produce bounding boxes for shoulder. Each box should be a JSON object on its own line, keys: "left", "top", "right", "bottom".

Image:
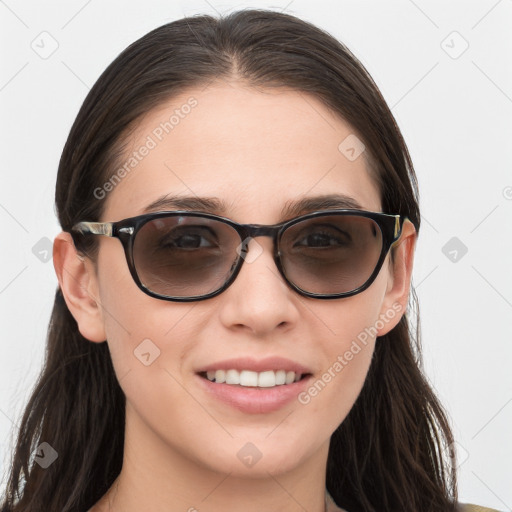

{"left": 457, "top": 503, "right": 503, "bottom": 512}
{"left": 325, "top": 492, "right": 501, "bottom": 512}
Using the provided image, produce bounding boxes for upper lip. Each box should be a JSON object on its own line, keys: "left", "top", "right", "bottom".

{"left": 196, "top": 356, "right": 312, "bottom": 374}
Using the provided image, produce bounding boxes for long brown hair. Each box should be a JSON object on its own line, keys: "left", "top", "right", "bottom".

{"left": 1, "top": 9, "right": 457, "bottom": 512}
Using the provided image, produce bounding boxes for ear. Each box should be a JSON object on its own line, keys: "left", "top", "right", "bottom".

{"left": 377, "top": 219, "right": 417, "bottom": 336}
{"left": 53, "top": 231, "right": 106, "bottom": 342}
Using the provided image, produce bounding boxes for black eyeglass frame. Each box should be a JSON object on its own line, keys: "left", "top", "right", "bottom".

{"left": 71, "top": 209, "right": 406, "bottom": 302}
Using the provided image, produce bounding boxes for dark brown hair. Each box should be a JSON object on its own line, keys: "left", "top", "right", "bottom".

{"left": 1, "top": 9, "right": 458, "bottom": 512}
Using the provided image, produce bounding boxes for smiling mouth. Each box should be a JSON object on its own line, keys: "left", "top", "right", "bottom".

{"left": 198, "top": 369, "right": 311, "bottom": 388}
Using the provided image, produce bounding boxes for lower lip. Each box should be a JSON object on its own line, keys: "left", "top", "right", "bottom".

{"left": 196, "top": 374, "right": 312, "bottom": 414}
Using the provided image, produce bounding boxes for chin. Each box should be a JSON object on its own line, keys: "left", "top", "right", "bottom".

{"left": 188, "top": 437, "right": 306, "bottom": 478}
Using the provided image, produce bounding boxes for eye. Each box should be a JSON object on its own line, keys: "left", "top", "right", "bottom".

{"left": 292, "top": 224, "right": 352, "bottom": 249}
{"left": 159, "top": 226, "right": 219, "bottom": 250}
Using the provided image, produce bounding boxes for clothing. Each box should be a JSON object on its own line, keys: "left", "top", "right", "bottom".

{"left": 325, "top": 490, "right": 502, "bottom": 512}
{"left": 458, "top": 505, "right": 502, "bottom": 512}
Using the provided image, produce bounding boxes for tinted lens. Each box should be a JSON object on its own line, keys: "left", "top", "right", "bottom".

{"left": 280, "top": 215, "right": 384, "bottom": 295}
{"left": 133, "top": 215, "right": 240, "bottom": 298}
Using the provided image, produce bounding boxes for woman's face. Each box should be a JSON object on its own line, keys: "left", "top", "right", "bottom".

{"left": 64, "top": 82, "right": 412, "bottom": 480}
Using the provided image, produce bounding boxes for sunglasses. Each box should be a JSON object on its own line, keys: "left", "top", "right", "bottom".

{"left": 71, "top": 209, "right": 405, "bottom": 302}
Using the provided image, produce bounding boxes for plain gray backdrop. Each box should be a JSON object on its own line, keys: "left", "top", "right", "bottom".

{"left": 1, "top": 0, "right": 511, "bottom": 508}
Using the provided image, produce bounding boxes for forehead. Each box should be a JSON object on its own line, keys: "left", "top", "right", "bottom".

{"left": 101, "top": 81, "right": 381, "bottom": 222}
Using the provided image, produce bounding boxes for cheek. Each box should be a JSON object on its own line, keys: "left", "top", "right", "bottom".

{"left": 95, "top": 272, "right": 206, "bottom": 452}
{"left": 300, "top": 324, "right": 375, "bottom": 424}
{"left": 299, "top": 272, "right": 389, "bottom": 425}
{"left": 94, "top": 246, "right": 199, "bottom": 387}
{"left": 301, "top": 336, "right": 375, "bottom": 423}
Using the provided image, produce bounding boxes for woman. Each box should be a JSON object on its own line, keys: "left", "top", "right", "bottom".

{"left": 0, "top": 9, "right": 498, "bottom": 512}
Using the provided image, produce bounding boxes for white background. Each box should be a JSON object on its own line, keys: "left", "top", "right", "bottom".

{"left": 0, "top": 0, "right": 511, "bottom": 509}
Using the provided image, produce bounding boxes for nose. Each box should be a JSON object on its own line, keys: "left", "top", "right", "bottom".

{"left": 217, "top": 237, "right": 301, "bottom": 336}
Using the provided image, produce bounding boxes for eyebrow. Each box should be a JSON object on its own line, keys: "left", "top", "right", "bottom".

{"left": 141, "top": 193, "right": 363, "bottom": 219}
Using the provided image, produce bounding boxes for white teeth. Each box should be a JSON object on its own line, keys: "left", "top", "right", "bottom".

{"left": 214, "top": 369, "right": 226, "bottom": 383}
{"left": 240, "top": 370, "right": 258, "bottom": 387}
{"left": 204, "top": 369, "right": 304, "bottom": 387}
{"left": 285, "top": 371, "right": 295, "bottom": 385}
{"left": 225, "top": 369, "right": 240, "bottom": 385}
{"left": 275, "top": 370, "right": 286, "bottom": 385}
{"left": 258, "top": 370, "right": 275, "bottom": 387}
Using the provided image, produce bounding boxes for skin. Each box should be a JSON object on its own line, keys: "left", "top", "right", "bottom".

{"left": 53, "top": 81, "right": 416, "bottom": 512}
